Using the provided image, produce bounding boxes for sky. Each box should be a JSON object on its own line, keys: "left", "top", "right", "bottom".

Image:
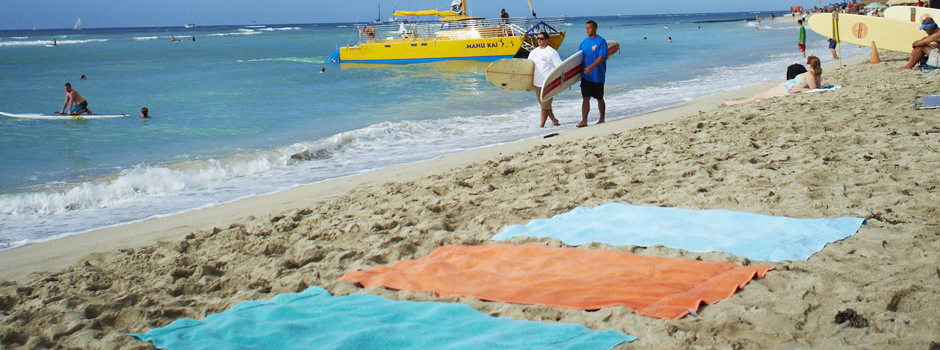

{"left": 0, "top": 0, "right": 806, "bottom": 30}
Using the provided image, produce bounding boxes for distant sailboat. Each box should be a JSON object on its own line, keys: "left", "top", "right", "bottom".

{"left": 73, "top": 18, "right": 81, "bottom": 30}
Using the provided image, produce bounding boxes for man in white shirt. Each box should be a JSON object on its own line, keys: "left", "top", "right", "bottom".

{"left": 398, "top": 19, "right": 409, "bottom": 37}
{"left": 528, "top": 31, "right": 562, "bottom": 127}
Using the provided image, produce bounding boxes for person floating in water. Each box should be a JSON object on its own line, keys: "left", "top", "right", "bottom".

{"left": 80, "top": 75, "right": 87, "bottom": 80}
{"left": 59, "top": 83, "right": 92, "bottom": 115}
{"left": 643, "top": 36, "right": 647, "bottom": 42}
{"left": 139, "top": 107, "right": 151, "bottom": 119}
{"left": 668, "top": 36, "right": 672, "bottom": 43}
{"left": 320, "top": 67, "right": 326, "bottom": 73}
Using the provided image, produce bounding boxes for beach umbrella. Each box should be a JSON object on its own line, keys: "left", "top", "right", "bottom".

{"left": 886, "top": 0, "right": 917, "bottom": 4}
{"left": 864, "top": 2, "right": 888, "bottom": 8}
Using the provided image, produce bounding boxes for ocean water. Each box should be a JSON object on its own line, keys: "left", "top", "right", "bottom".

{"left": 0, "top": 12, "right": 863, "bottom": 250}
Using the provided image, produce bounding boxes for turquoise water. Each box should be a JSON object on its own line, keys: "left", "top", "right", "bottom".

{"left": 0, "top": 12, "right": 861, "bottom": 249}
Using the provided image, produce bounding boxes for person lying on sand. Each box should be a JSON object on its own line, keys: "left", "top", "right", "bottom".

{"left": 723, "top": 56, "right": 821, "bottom": 106}
{"left": 897, "top": 17, "right": 940, "bottom": 71}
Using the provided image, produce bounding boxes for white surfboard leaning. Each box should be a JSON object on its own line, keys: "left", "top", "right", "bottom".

{"left": 485, "top": 59, "right": 537, "bottom": 91}
{"left": 807, "top": 13, "right": 922, "bottom": 54}
{"left": 884, "top": 6, "right": 940, "bottom": 24}
{"left": 0, "top": 112, "right": 128, "bottom": 120}
{"left": 539, "top": 41, "right": 619, "bottom": 102}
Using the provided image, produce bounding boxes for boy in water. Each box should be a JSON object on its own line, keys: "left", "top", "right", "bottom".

{"left": 59, "top": 83, "right": 92, "bottom": 115}
{"left": 139, "top": 107, "right": 151, "bottom": 119}
{"left": 798, "top": 19, "right": 806, "bottom": 58}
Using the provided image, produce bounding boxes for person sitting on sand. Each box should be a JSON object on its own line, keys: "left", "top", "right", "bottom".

{"left": 59, "top": 83, "right": 93, "bottom": 115}
{"left": 897, "top": 17, "right": 940, "bottom": 71}
{"left": 723, "top": 56, "right": 822, "bottom": 106}
{"left": 139, "top": 107, "right": 151, "bottom": 119}
{"left": 528, "top": 31, "right": 562, "bottom": 128}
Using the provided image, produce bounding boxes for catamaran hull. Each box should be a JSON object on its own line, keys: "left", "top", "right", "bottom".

{"left": 339, "top": 36, "right": 524, "bottom": 64}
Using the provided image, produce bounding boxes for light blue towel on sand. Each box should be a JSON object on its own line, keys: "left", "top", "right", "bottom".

{"left": 492, "top": 203, "right": 865, "bottom": 262}
{"left": 131, "top": 287, "right": 634, "bottom": 350}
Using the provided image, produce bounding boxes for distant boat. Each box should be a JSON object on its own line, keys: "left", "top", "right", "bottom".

{"left": 184, "top": 23, "right": 196, "bottom": 29}
{"left": 369, "top": 4, "right": 384, "bottom": 25}
{"left": 73, "top": 18, "right": 81, "bottom": 31}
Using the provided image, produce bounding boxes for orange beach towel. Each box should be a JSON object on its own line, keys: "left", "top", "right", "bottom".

{"left": 343, "top": 244, "right": 773, "bottom": 320}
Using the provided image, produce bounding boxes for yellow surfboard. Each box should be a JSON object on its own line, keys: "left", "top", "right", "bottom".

{"left": 884, "top": 6, "right": 940, "bottom": 23}
{"left": 808, "top": 13, "right": 923, "bottom": 54}
{"left": 485, "top": 59, "right": 537, "bottom": 91}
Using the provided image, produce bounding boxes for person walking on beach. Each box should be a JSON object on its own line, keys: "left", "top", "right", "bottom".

{"left": 723, "top": 56, "right": 822, "bottom": 106}
{"left": 828, "top": 38, "right": 839, "bottom": 59}
{"left": 898, "top": 18, "right": 940, "bottom": 71}
{"left": 578, "top": 20, "right": 609, "bottom": 128}
{"left": 59, "top": 83, "right": 92, "bottom": 115}
{"left": 798, "top": 19, "right": 807, "bottom": 59}
{"left": 528, "top": 31, "right": 562, "bottom": 128}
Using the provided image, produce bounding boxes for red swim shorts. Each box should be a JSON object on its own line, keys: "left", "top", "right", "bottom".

{"left": 799, "top": 43, "right": 806, "bottom": 52}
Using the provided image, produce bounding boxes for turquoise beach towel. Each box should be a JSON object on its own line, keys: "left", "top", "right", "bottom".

{"left": 130, "top": 287, "right": 634, "bottom": 350}
{"left": 492, "top": 204, "right": 865, "bottom": 262}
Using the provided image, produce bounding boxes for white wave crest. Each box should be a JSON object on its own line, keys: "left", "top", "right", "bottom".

{"left": 236, "top": 56, "right": 324, "bottom": 64}
{"left": 257, "top": 27, "right": 301, "bottom": 32}
{"left": 207, "top": 30, "right": 260, "bottom": 37}
{"left": 134, "top": 36, "right": 159, "bottom": 41}
{"left": 0, "top": 39, "right": 108, "bottom": 47}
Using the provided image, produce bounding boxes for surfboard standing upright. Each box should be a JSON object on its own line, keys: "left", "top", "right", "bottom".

{"left": 539, "top": 41, "right": 619, "bottom": 102}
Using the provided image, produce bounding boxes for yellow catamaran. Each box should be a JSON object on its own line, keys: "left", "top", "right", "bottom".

{"left": 327, "top": 0, "right": 565, "bottom": 64}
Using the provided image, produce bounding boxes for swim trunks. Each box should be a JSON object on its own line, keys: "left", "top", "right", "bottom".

{"left": 799, "top": 43, "right": 806, "bottom": 52}
{"left": 828, "top": 39, "right": 837, "bottom": 49}
{"left": 581, "top": 80, "right": 604, "bottom": 99}
{"left": 928, "top": 48, "right": 940, "bottom": 68}
{"left": 71, "top": 101, "right": 87, "bottom": 114}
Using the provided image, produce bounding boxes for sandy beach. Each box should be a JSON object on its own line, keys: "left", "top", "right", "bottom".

{"left": 3, "top": 48, "right": 940, "bottom": 349}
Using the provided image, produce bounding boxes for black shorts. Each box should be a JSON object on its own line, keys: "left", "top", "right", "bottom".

{"left": 828, "top": 39, "right": 837, "bottom": 49}
{"left": 580, "top": 80, "right": 604, "bottom": 99}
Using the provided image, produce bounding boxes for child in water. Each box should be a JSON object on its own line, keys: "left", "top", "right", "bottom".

{"left": 139, "top": 107, "right": 151, "bottom": 119}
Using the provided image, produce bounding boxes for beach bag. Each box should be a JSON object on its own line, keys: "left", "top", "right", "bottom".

{"left": 786, "top": 64, "right": 807, "bottom": 80}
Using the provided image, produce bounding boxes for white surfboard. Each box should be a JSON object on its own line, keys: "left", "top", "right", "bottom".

{"left": 0, "top": 112, "right": 128, "bottom": 120}
{"left": 485, "top": 59, "right": 537, "bottom": 91}
{"left": 808, "top": 13, "right": 923, "bottom": 54}
{"left": 884, "top": 6, "right": 940, "bottom": 24}
{"left": 539, "top": 41, "right": 619, "bottom": 102}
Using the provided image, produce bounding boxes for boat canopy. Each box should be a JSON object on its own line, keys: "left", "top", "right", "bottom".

{"left": 392, "top": 10, "right": 461, "bottom": 17}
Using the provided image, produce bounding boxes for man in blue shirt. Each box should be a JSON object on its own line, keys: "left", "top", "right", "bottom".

{"left": 579, "top": 20, "right": 608, "bottom": 127}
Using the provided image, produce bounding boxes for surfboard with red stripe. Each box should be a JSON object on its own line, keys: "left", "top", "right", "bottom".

{"left": 539, "top": 41, "right": 619, "bottom": 102}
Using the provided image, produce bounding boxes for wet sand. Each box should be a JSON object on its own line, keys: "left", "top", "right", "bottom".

{"left": 2, "top": 52, "right": 939, "bottom": 349}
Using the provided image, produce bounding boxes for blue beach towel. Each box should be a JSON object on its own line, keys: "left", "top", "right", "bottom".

{"left": 130, "top": 287, "right": 634, "bottom": 350}
{"left": 492, "top": 203, "right": 865, "bottom": 262}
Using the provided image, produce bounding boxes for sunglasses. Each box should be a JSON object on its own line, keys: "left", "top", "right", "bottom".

{"left": 537, "top": 37, "right": 547, "bottom": 41}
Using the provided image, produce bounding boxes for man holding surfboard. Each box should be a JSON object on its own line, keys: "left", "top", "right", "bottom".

{"left": 528, "top": 31, "right": 562, "bottom": 128}
{"left": 579, "top": 20, "right": 608, "bottom": 128}
{"left": 59, "top": 83, "right": 92, "bottom": 116}
{"left": 898, "top": 18, "right": 940, "bottom": 71}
